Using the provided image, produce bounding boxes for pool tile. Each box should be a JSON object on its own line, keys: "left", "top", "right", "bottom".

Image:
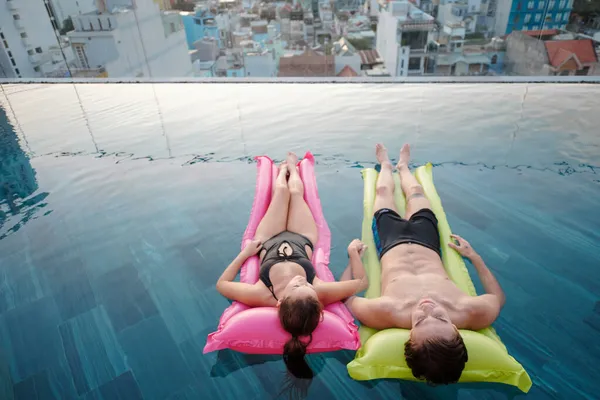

{"left": 94, "top": 264, "right": 158, "bottom": 333}
{"left": 52, "top": 271, "right": 96, "bottom": 321}
{"left": 0, "top": 349, "right": 13, "bottom": 400}
{"left": 0, "top": 262, "right": 44, "bottom": 315}
{"left": 0, "top": 296, "right": 63, "bottom": 382}
{"left": 117, "top": 315, "right": 192, "bottom": 400}
{"left": 58, "top": 307, "right": 127, "bottom": 395}
{"left": 11, "top": 363, "right": 77, "bottom": 400}
{"left": 82, "top": 371, "right": 143, "bottom": 400}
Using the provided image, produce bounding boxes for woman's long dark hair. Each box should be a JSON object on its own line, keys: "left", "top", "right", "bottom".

{"left": 279, "top": 296, "right": 322, "bottom": 379}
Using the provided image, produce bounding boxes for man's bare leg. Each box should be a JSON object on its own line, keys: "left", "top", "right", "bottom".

{"left": 396, "top": 144, "right": 431, "bottom": 219}
{"left": 374, "top": 143, "right": 398, "bottom": 214}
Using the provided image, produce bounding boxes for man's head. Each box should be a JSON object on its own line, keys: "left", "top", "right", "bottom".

{"left": 405, "top": 298, "right": 468, "bottom": 385}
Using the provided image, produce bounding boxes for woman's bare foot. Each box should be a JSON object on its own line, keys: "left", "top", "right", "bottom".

{"left": 375, "top": 143, "right": 391, "bottom": 166}
{"left": 396, "top": 144, "right": 410, "bottom": 170}
{"left": 286, "top": 152, "right": 298, "bottom": 169}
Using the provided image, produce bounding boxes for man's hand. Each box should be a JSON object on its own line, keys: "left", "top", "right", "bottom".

{"left": 241, "top": 239, "right": 262, "bottom": 258}
{"left": 348, "top": 239, "right": 367, "bottom": 257}
{"left": 448, "top": 234, "right": 477, "bottom": 259}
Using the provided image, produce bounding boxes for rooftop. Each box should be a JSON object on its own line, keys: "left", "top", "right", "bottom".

{"left": 545, "top": 39, "right": 598, "bottom": 68}
{"left": 337, "top": 65, "right": 359, "bottom": 77}
{"left": 278, "top": 48, "right": 334, "bottom": 77}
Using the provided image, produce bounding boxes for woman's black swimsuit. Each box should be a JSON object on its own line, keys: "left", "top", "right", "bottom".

{"left": 259, "top": 231, "right": 316, "bottom": 300}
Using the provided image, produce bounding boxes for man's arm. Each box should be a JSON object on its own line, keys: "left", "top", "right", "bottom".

{"left": 449, "top": 234, "right": 505, "bottom": 329}
{"left": 344, "top": 296, "right": 396, "bottom": 330}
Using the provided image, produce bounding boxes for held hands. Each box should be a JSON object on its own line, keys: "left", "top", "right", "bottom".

{"left": 448, "top": 234, "right": 477, "bottom": 259}
{"left": 348, "top": 239, "right": 367, "bottom": 257}
{"left": 241, "top": 239, "right": 262, "bottom": 258}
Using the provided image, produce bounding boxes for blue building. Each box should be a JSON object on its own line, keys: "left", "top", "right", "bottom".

{"left": 494, "top": 0, "right": 573, "bottom": 36}
{"left": 181, "top": 9, "right": 221, "bottom": 50}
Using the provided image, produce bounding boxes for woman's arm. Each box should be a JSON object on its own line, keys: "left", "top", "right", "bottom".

{"left": 315, "top": 239, "right": 368, "bottom": 305}
{"left": 216, "top": 240, "right": 270, "bottom": 307}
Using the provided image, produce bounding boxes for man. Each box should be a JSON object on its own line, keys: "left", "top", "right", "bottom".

{"left": 345, "top": 143, "right": 506, "bottom": 385}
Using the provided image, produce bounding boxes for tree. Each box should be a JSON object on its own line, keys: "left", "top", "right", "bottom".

{"left": 59, "top": 17, "right": 74, "bottom": 35}
{"left": 347, "top": 37, "right": 372, "bottom": 51}
{"left": 573, "top": 0, "right": 600, "bottom": 18}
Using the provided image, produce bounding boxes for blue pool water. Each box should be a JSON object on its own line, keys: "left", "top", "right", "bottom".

{"left": 0, "top": 83, "right": 599, "bottom": 400}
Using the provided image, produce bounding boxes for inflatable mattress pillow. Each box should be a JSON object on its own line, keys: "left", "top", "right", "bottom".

{"left": 204, "top": 153, "right": 360, "bottom": 355}
{"left": 346, "top": 164, "right": 532, "bottom": 393}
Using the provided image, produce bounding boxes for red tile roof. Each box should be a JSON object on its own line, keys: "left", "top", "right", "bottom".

{"left": 337, "top": 65, "right": 359, "bottom": 77}
{"left": 358, "top": 49, "right": 381, "bottom": 65}
{"left": 544, "top": 39, "right": 598, "bottom": 68}
{"left": 278, "top": 48, "right": 335, "bottom": 77}
{"left": 522, "top": 29, "right": 558, "bottom": 38}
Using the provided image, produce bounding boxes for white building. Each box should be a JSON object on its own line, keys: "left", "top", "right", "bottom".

{"left": 1, "top": 0, "right": 76, "bottom": 78}
{"left": 332, "top": 37, "right": 361, "bottom": 75}
{"left": 48, "top": 0, "right": 97, "bottom": 29}
{"left": 376, "top": 0, "right": 436, "bottom": 76}
{"left": 67, "top": 0, "right": 192, "bottom": 78}
{"left": 243, "top": 49, "right": 277, "bottom": 77}
{"left": 437, "top": 0, "right": 479, "bottom": 34}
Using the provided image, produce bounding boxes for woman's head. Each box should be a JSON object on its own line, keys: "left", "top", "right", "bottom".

{"left": 278, "top": 283, "right": 323, "bottom": 380}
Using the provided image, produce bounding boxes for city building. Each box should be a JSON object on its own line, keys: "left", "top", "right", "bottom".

{"left": 437, "top": 0, "right": 480, "bottom": 34}
{"left": 67, "top": 0, "right": 192, "bottom": 78}
{"left": 278, "top": 47, "right": 334, "bottom": 76}
{"left": 47, "top": 0, "right": 97, "bottom": 31}
{"left": 1, "top": 0, "right": 76, "bottom": 78}
{"left": 376, "top": 0, "right": 436, "bottom": 76}
{"left": 243, "top": 44, "right": 277, "bottom": 77}
{"left": 494, "top": 0, "right": 573, "bottom": 36}
{"left": 181, "top": 8, "right": 220, "bottom": 50}
{"left": 505, "top": 30, "right": 598, "bottom": 75}
{"left": 331, "top": 37, "right": 362, "bottom": 74}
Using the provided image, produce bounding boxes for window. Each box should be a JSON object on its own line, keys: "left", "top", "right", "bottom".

{"left": 35, "top": 47, "right": 43, "bottom": 54}
{"left": 11, "top": 59, "right": 16, "bottom": 66}
{"left": 516, "top": 1, "right": 522, "bottom": 10}
{"left": 3, "top": 40, "right": 8, "bottom": 48}
{"left": 7, "top": 51, "right": 12, "bottom": 57}
{"left": 564, "top": 13, "right": 569, "bottom": 21}
{"left": 535, "top": 13, "right": 542, "bottom": 22}
{"left": 13, "top": 14, "right": 20, "bottom": 20}
{"left": 549, "top": 0, "right": 555, "bottom": 8}
{"left": 170, "top": 22, "right": 176, "bottom": 33}
{"left": 528, "top": 1, "right": 534, "bottom": 9}
{"left": 514, "top": 15, "right": 520, "bottom": 23}
{"left": 15, "top": 68, "right": 20, "bottom": 75}
{"left": 555, "top": 13, "right": 562, "bottom": 21}
{"left": 559, "top": 70, "right": 570, "bottom": 76}
{"left": 523, "top": 26, "right": 529, "bottom": 31}
{"left": 408, "top": 57, "right": 421, "bottom": 70}
{"left": 20, "top": 32, "right": 27, "bottom": 38}
{"left": 34, "top": 66, "right": 40, "bottom": 72}
{"left": 0, "top": 33, "right": 4, "bottom": 39}
{"left": 471, "top": 5, "right": 475, "bottom": 11}
{"left": 401, "top": 59, "right": 404, "bottom": 69}
{"left": 525, "top": 14, "right": 531, "bottom": 22}
{"left": 576, "top": 66, "right": 590, "bottom": 76}
{"left": 533, "top": 25, "right": 540, "bottom": 30}
{"left": 73, "top": 44, "right": 89, "bottom": 68}
{"left": 491, "top": 55, "right": 498, "bottom": 64}
{"left": 559, "top": 0, "right": 566, "bottom": 7}
{"left": 539, "top": 1, "right": 545, "bottom": 9}
{"left": 27, "top": 49, "right": 34, "bottom": 55}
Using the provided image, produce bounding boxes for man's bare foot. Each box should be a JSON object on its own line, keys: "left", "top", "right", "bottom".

{"left": 396, "top": 144, "right": 410, "bottom": 169}
{"left": 375, "top": 143, "right": 391, "bottom": 166}
{"left": 286, "top": 152, "right": 298, "bottom": 168}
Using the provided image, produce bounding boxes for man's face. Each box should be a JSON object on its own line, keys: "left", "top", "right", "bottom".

{"left": 410, "top": 298, "right": 457, "bottom": 344}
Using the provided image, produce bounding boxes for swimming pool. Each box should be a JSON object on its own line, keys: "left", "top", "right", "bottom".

{"left": 0, "top": 83, "right": 599, "bottom": 399}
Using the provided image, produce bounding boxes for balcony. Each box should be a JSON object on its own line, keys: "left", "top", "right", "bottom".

{"left": 6, "top": 0, "right": 17, "bottom": 11}
{"left": 21, "top": 37, "right": 31, "bottom": 48}
{"left": 14, "top": 19, "right": 25, "bottom": 30}
{"left": 29, "top": 54, "right": 41, "bottom": 64}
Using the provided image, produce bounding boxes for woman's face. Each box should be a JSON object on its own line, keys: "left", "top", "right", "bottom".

{"left": 281, "top": 275, "right": 318, "bottom": 301}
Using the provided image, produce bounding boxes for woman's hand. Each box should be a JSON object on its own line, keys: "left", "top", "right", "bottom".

{"left": 348, "top": 239, "right": 367, "bottom": 257}
{"left": 448, "top": 234, "right": 477, "bottom": 259}
{"left": 241, "top": 239, "right": 262, "bottom": 258}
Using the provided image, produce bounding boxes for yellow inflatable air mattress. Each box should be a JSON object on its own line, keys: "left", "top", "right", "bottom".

{"left": 346, "top": 164, "right": 532, "bottom": 393}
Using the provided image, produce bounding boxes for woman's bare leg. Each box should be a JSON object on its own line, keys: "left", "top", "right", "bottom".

{"left": 285, "top": 152, "right": 318, "bottom": 247}
{"left": 254, "top": 163, "right": 290, "bottom": 243}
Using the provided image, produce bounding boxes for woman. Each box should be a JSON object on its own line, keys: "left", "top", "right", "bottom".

{"left": 216, "top": 152, "right": 367, "bottom": 378}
